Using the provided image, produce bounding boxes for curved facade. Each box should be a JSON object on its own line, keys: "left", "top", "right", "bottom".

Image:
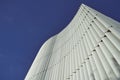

{"left": 25, "top": 4, "right": 120, "bottom": 80}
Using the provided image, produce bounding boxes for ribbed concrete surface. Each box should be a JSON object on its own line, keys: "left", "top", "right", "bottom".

{"left": 25, "top": 4, "right": 120, "bottom": 80}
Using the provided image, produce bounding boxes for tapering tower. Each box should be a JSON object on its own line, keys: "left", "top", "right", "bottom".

{"left": 25, "top": 4, "right": 120, "bottom": 80}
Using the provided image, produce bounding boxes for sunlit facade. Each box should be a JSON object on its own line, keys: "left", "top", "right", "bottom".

{"left": 25, "top": 4, "right": 120, "bottom": 80}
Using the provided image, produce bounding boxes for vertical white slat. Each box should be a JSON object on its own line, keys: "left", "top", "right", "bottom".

{"left": 95, "top": 47, "right": 117, "bottom": 80}
{"left": 85, "top": 32, "right": 101, "bottom": 80}
{"left": 99, "top": 42, "right": 120, "bottom": 78}
{"left": 82, "top": 17, "right": 109, "bottom": 80}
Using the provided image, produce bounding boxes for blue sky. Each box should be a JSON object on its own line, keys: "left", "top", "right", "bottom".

{"left": 0, "top": 0, "right": 120, "bottom": 80}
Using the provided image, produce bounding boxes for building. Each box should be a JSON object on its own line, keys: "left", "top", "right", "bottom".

{"left": 25, "top": 4, "right": 120, "bottom": 80}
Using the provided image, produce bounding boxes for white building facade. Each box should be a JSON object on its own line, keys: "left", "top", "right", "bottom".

{"left": 25, "top": 4, "right": 120, "bottom": 80}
